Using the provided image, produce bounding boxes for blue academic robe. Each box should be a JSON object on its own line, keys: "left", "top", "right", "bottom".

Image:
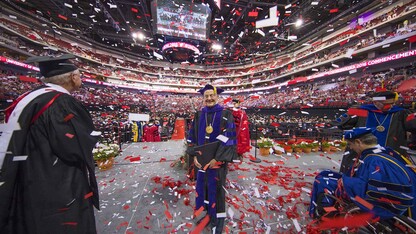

{"left": 310, "top": 146, "right": 416, "bottom": 220}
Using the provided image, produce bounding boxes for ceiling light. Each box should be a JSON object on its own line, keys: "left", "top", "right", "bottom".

{"left": 295, "top": 19, "right": 303, "bottom": 27}
{"left": 212, "top": 43, "right": 222, "bottom": 51}
{"left": 132, "top": 32, "right": 145, "bottom": 40}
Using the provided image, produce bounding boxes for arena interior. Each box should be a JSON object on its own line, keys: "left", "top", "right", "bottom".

{"left": 0, "top": 0, "right": 416, "bottom": 233}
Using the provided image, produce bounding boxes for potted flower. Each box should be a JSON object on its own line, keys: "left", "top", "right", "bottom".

{"left": 293, "top": 144, "right": 303, "bottom": 153}
{"left": 339, "top": 140, "right": 347, "bottom": 150}
{"left": 310, "top": 142, "right": 320, "bottom": 152}
{"left": 257, "top": 137, "right": 274, "bottom": 156}
{"left": 321, "top": 141, "right": 331, "bottom": 152}
{"left": 93, "top": 142, "right": 120, "bottom": 170}
{"left": 301, "top": 143, "right": 313, "bottom": 153}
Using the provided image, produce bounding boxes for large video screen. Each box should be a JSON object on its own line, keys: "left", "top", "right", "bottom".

{"left": 152, "top": 0, "right": 212, "bottom": 41}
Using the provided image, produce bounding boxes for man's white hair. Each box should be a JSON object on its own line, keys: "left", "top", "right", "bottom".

{"left": 42, "top": 70, "right": 78, "bottom": 85}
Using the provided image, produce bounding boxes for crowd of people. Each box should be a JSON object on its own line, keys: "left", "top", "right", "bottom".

{"left": 0, "top": 0, "right": 415, "bottom": 92}
{"left": 1, "top": 65, "right": 415, "bottom": 145}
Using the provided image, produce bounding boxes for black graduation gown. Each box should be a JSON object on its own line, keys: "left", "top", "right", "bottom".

{"left": 0, "top": 90, "right": 99, "bottom": 234}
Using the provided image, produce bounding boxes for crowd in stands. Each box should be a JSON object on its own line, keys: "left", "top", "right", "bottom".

{"left": 1, "top": 66, "right": 415, "bottom": 112}
{"left": 0, "top": 0, "right": 415, "bottom": 91}
{"left": 1, "top": 65, "right": 415, "bottom": 143}
{"left": 1, "top": 0, "right": 416, "bottom": 144}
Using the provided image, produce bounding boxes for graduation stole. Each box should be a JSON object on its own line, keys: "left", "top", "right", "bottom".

{"left": 0, "top": 87, "right": 63, "bottom": 169}
{"left": 197, "top": 104, "right": 223, "bottom": 145}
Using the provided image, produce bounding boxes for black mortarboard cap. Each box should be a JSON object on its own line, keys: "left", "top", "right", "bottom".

{"left": 197, "top": 84, "right": 224, "bottom": 95}
{"left": 371, "top": 91, "right": 397, "bottom": 101}
{"left": 26, "top": 54, "right": 78, "bottom": 78}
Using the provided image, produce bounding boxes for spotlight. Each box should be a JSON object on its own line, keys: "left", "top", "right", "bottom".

{"left": 295, "top": 19, "right": 303, "bottom": 27}
{"left": 212, "top": 43, "right": 222, "bottom": 51}
{"left": 132, "top": 32, "right": 146, "bottom": 41}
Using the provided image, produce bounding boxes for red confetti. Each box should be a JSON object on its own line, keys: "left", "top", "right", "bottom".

{"left": 194, "top": 206, "right": 204, "bottom": 218}
{"left": 123, "top": 205, "right": 130, "bottom": 210}
{"left": 329, "top": 8, "right": 339, "bottom": 13}
{"left": 165, "top": 210, "right": 173, "bottom": 220}
{"left": 64, "top": 113, "right": 74, "bottom": 122}
{"left": 184, "top": 197, "right": 190, "bottom": 206}
{"left": 319, "top": 212, "right": 373, "bottom": 229}
{"left": 347, "top": 108, "right": 368, "bottom": 117}
{"left": 248, "top": 11, "right": 258, "bottom": 17}
{"left": 354, "top": 196, "right": 374, "bottom": 210}
{"left": 65, "top": 133, "right": 74, "bottom": 139}
{"left": 160, "top": 157, "right": 167, "bottom": 162}
{"left": 323, "top": 206, "right": 337, "bottom": 212}
{"left": 223, "top": 97, "right": 233, "bottom": 104}
{"left": 129, "top": 156, "right": 141, "bottom": 162}
{"left": 62, "top": 222, "right": 77, "bottom": 226}
{"left": 190, "top": 215, "right": 210, "bottom": 234}
{"left": 84, "top": 192, "right": 93, "bottom": 199}
{"left": 406, "top": 113, "right": 416, "bottom": 122}
{"left": 58, "top": 14, "right": 67, "bottom": 21}
{"left": 131, "top": 7, "right": 138, "bottom": 13}
{"left": 378, "top": 197, "right": 402, "bottom": 205}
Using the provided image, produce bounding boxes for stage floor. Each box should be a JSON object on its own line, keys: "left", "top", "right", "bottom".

{"left": 94, "top": 140, "right": 344, "bottom": 233}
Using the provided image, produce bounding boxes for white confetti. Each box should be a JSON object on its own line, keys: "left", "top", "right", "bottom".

{"left": 292, "top": 218, "right": 301, "bottom": 232}
{"left": 301, "top": 187, "right": 311, "bottom": 194}
{"left": 13, "top": 156, "right": 28, "bottom": 161}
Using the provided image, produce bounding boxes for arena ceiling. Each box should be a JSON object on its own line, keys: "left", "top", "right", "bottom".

{"left": 6, "top": 0, "right": 385, "bottom": 65}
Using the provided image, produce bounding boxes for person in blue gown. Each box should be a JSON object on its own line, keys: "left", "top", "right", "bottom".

{"left": 309, "top": 128, "right": 416, "bottom": 220}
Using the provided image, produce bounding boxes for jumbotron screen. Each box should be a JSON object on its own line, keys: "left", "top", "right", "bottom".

{"left": 151, "top": 0, "right": 212, "bottom": 41}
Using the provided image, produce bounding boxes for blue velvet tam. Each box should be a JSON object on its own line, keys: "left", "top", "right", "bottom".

{"left": 198, "top": 84, "right": 224, "bottom": 95}
{"left": 344, "top": 127, "right": 373, "bottom": 140}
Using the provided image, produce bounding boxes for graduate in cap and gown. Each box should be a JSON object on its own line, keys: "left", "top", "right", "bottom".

{"left": 187, "top": 84, "right": 237, "bottom": 233}
{"left": 231, "top": 99, "right": 251, "bottom": 160}
{"left": 309, "top": 128, "right": 416, "bottom": 220}
{"left": 0, "top": 54, "right": 99, "bottom": 233}
{"left": 335, "top": 89, "right": 416, "bottom": 173}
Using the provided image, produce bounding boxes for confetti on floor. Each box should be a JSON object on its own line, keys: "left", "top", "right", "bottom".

{"left": 95, "top": 141, "right": 344, "bottom": 233}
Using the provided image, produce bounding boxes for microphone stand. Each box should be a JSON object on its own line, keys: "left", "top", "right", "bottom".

{"left": 250, "top": 122, "right": 261, "bottom": 163}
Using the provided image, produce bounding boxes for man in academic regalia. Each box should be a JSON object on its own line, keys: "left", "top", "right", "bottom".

{"left": 142, "top": 119, "right": 161, "bottom": 142}
{"left": 0, "top": 54, "right": 99, "bottom": 233}
{"left": 231, "top": 99, "right": 251, "bottom": 160}
{"left": 336, "top": 89, "right": 416, "bottom": 173}
{"left": 309, "top": 128, "right": 416, "bottom": 220}
{"left": 187, "top": 84, "right": 237, "bottom": 233}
